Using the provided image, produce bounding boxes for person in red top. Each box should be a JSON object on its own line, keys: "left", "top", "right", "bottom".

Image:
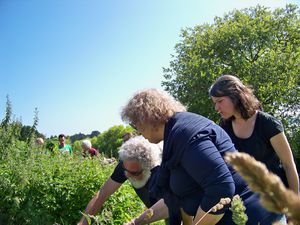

{"left": 81, "top": 139, "right": 99, "bottom": 157}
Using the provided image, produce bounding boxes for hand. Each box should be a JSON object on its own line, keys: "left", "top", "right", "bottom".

{"left": 211, "top": 197, "right": 231, "bottom": 212}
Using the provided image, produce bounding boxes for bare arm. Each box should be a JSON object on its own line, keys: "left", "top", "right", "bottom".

{"left": 271, "top": 132, "right": 299, "bottom": 194}
{"left": 77, "top": 178, "right": 122, "bottom": 225}
{"left": 123, "top": 199, "right": 169, "bottom": 225}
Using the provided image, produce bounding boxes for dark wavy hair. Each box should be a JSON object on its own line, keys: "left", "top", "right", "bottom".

{"left": 209, "top": 75, "right": 261, "bottom": 120}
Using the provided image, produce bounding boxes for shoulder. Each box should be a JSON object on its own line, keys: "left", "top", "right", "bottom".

{"left": 91, "top": 147, "right": 98, "bottom": 152}
{"left": 257, "top": 111, "right": 283, "bottom": 128}
{"left": 257, "top": 111, "right": 284, "bottom": 137}
{"left": 110, "top": 161, "right": 127, "bottom": 183}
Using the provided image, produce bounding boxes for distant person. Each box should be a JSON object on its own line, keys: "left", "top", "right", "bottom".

{"left": 35, "top": 137, "right": 44, "bottom": 146}
{"left": 77, "top": 136, "right": 165, "bottom": 225}
{"left": 58, "top": 134, "right": 73, "bottom": 154}
{"left": 81, "top": 139, "right": 99, "bottom": 157}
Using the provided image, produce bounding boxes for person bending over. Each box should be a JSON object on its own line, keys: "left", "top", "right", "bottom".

{"left": 121, "top": 88, "right": 283, "bottom": 225}
{"left": 81, "top": 139, "right": 99, "bottom": 157}
{"left": 77, "top": 136, "right": 167, "bottom": 225}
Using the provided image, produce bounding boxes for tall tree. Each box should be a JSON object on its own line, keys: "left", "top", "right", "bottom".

{"left": 94, "top": 125, "right": 134, "bottom": 158}
{"left": 162, "top": 4, "right": 300, "bottom": 127}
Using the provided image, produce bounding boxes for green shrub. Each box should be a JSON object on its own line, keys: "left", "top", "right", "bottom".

{"left": 0, "top": 148, "right": 152, "bottom": 225}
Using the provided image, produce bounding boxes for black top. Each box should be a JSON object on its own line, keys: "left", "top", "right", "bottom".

{"left": 220, "top": 111, "right": 288, "bottom": 186}
{"left": 111, "top": 161, "right": 159, "bottom": 208}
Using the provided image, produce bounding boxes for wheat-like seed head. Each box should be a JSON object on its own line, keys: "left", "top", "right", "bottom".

{"left": 225, "top": 152, "right": 300, "bottom": 225}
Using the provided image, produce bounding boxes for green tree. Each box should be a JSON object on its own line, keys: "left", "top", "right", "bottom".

{"left": 163, "top": 4, "right": 300, "bottom": 122}
{"left": 94, "top": 125, "right": 134, "bottom": 158}
{"left": 162, "top": 4, "right": 300, "bottom": 160}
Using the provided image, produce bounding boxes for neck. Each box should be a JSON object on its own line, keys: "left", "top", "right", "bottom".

{"left": 155, "top": 124, "right": 165, "bottom": 142}
{"left": 234, "top": 111, "right": 257, "bottom": 123}
{"left": 234, "top": 116, "right": 245, "bottom": 121}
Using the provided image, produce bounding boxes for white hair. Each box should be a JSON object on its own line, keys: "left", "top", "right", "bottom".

{"left": 36, "top": 137, "right": 44, "bottom": 145}
{"left": 82, "top": 139, "right": 92, "bottom": 148}
{"left": 128, "top": 170, "right": 151, "bottom": 188}
{"left": 118, "top": 136, "right": 162, "bottom": 170}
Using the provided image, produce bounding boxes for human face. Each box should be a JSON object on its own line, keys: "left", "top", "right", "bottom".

{"left": 134, "top": 123, "right": 163, "bottom": 144}
{"left": 128, "top": 169, "right": 151, "bottom": 189}
{"left": 59, "top": 136, "right": 65, "bottom": 145}
{"left": 123, "top": 160, "right": 144, "bottom": 180}
{"left": 211, "top": 96, "right": 237, "bottom": 119}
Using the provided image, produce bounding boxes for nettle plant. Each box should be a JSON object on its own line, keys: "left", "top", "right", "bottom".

{"left": 0, "top": 151, "right": 150, "bottom": 225}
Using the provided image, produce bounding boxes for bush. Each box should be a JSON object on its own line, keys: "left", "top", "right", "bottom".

{"left": 0, "top": 99, "right": 160, "bottom": 225}
{"left": 0, "top": 148, "right": 149, "bottom": 225}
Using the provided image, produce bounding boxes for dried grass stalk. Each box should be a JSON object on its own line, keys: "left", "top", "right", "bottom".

{"left": 194, "top": 198, "right": 231, "bottom": 225}
{"left": 225, "top": 152, "right": 300, "bottom": 225}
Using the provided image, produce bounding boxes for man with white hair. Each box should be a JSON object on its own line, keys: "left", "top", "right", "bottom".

{"left": 81, "top": 139, "right": 99, "bottom": 157}
{"left": 77, "top": 136, "right": 166, "bottom": 225}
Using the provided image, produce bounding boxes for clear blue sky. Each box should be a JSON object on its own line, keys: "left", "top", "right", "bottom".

{"left": 1, "top": 0, "right": 299, "bottom": 137}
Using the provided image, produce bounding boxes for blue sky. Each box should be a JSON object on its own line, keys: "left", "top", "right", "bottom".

{"left": 1, "top": 0, "right": 299, "bottom": 137}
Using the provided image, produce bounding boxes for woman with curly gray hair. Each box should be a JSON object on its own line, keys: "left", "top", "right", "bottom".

{"left": 121, "top": 88, "right": 186, "bottom": 144}
{"left": 122, "top": 88, "right": 282, "bottom": 225}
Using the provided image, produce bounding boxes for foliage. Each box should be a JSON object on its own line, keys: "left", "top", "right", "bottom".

{"left": 94, "top": 125, "right": 134, "bottom": 158}
{"left": 19, "top": 108, "right": 43, "bottom": 144}
{"left": 73, "top": 139, "right": 84, "bottom": 155}
{"left": 69, "top": 131, "right": 101, "bottom": 143}
{"left": 230, "top": 195, "right": 248, "bottom": 225}
{"left": 82, "top": 181, "right": 146, "bottom": 225}
{"left": 162, "top": 4, "right": 300, "bottom": 169}
{"left": 0, "top": 98, "right": 149, "bottom": 225}
{"left": 1, "top": 95, "right": 12, "bottom": 128}
{"left": 0, "top": 96, "right": 28, "bottom": 160}
{"left": 290, "top": 127, "right": 300, "bottom": 170}
{"left": 0, "top": 146, "right": 151, "bottom": 225}
{"left": 70, "top": 132, "right": 88, "bottom": 143}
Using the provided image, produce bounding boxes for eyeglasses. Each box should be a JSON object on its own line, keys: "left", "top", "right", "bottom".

{"left": 122, "top": 164, "right": 144, "bottom": 176}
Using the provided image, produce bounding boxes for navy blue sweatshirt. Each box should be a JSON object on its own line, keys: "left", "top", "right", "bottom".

{"left": 150, "top": 112, "right": 281, "bottom": 225}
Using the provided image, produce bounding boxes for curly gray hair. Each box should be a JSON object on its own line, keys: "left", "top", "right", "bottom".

{"left": 121, "top": 88, "right": 186, "bottom": 128}
{"left": 118, "top": 136, "right": 162, "bottom": 170}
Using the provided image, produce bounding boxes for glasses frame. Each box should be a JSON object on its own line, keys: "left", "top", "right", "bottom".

{"left": 122, "top": 163, "right": 144, "bottom": 176}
